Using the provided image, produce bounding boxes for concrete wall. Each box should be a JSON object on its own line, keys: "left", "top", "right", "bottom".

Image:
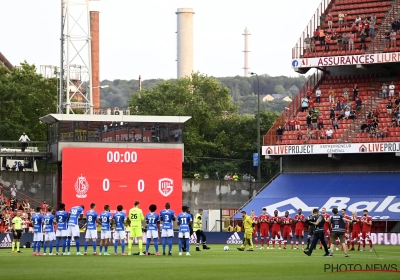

{"left": 182, "top": 179, "right": 265, "bottom": 210}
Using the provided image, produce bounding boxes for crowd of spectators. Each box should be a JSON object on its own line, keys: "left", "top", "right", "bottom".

{"left": 193, "top": 172, "right": 255, "bottom": 182}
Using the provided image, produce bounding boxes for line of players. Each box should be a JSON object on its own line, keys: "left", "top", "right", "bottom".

{"left": 250, "top": 207, "right": 373, "bottom": 252}
{"left": 29, "top": 201, "right": 194, "bottom": 256}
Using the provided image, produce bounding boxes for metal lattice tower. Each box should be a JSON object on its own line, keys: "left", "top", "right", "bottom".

{"left": 242, "top": 27, "right": 251, "bottom": 77}
{"left": 60, "top": 0, "right": 94, "bottom": 114}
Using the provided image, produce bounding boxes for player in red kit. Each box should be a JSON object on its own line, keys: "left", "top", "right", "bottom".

{"left": 294, "top": 208, "right": 305, "bottom": 250}
{"left": 360, "top": 209, "right": 373, "bottom": 252}
{"left": 320, "top": 207, "right": 331, "bottom": 249}
{"left": 250, "top": 210, "right": 259, "bottom": 249}
{"left": 258, "top": 208, "right": 270, "bottom": 249}
{"left": 350, "top": 211, "right": 362, "bottom": 251}
{"left": 282, "top": 211, "right": 293, "bottom": 249}
{"left": 271, "top": 210, "right": 282, "bottom": 249}
{"left": 341, "top": 209, "right": 351, "bottom": 250}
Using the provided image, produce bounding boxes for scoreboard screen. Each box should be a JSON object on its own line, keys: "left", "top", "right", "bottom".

{"left": 62, "top": 148, "right": 182, "bottom": 212}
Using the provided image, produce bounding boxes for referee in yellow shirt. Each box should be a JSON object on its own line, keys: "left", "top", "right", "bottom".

{"left": 11, "top": 211, "right": 23, "bottom": 253}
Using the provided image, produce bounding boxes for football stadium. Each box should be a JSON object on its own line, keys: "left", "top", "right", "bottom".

{"left": 1, "top": 0, "right": 400, "bottom": 280}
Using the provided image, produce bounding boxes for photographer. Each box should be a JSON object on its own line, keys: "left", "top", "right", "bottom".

{"left": 305, "top": 214, "right": 315, "bottom": 250}
{"left": 304, "top": 208, "right": 329, "bottom": 257}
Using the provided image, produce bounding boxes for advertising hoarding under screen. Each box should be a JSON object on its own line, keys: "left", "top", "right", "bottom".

{"left": 62, "top": 148, "right": 182, "bottom": 213}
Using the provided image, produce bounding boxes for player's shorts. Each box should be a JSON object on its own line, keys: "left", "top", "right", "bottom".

{"left": 330, "top": 232, "right": 345, "bottom": 243}
{"left": 130, "top": 227, "right": 142, "bottom": 238}
{"left": 33, "top": 232, "right": 43, "bottom": 242}
{"left": 147, "top": 230, "right": 159, "bottom": 239}
{"left": 361, "top": 231, "right": 370, "bottom": 240}
{"left": 351, "top": 230, "right": 361, "bottom": 239}
{"left": 45, "top": 232, "right": 56, "bottom": 241}
{"left": 85, "top": 229, "right": 98, "bottom": 239}
{"left": 178, "top": 231, "right": 190, "bottom": 238}
{"left": 13, "top": 229, "right": 22, "bottom": 239}
{"left": 67, "top": 224, "right": 80, "bottom": 237}
{"left": 271, "top": 229, "right": 281, "bottom": 237}
{"left": 56, "top": 229, "right": 68, "bottom": 237}
{"left": 252, "top": 231, "right": 258, "bottom": 237}
{"left": 101, "top": 230, "right": 111, "bottom": 239}
{"left": 324, "top": 229, "right": 330, "bottom": 237}
{"left": 283, "top": 228, "right": 293, "bottom": 239}
{"left": 260, "top": 227, "right": 269, "bottom": 237}
{"left": 113, "top": 230, "right": 126, "bottom": 240}
{"left": 161, "top": 229, "right": 174, "bottom": 238}
{"left": 295, "top": 228, "right": 304, "bottom": 237}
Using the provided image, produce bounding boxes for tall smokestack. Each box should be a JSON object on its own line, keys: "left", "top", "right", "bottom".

{"left": 176, "top": 8, "right": 194, "bottom": 78}
{"left": 243, "top": 27, "right": 250, "bottom": 77}
{"left": 90, "top": 1, "right": 100, "bottom": 110}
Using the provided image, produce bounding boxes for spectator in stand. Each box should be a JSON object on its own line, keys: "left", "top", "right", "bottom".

{"left": 304, "top": 34, "right": 311, "bottom": 54}
{"left": 304, "top": 128, "right": 312, "bottom": 143}
{"left": 203, "top": 173, "right": 209, "bottom": 179}
{"left": 384, "top": 30, "right": 391, "bottom": 49}
{"left": 296, "top": 129, "right": 303, "bottom": 141}
{"left": 306, "top": 87, "right": 312, "bottom": 100}
{"left": 376, "top": 129, "right": 383, "bottom": 139}
{"left": 369, "top": 14, "right": 376, "bottom": 39}
{"left": 355, "top": 15, "right": 361, "bottom": 25}
{"left": 308, "top": 106, "right": 315, "bottom": 116}
{"left": 276, "top": 126, "right": 283, "bottom": 142}
{"left": 343, "top": 108, "right": 351, "bottom": 120}
{"left": 360, "top": 121, "right": 368, "bottom": 132}
{"left": 392, "top": 20, "right": 398, "bottom": 34}
{"left": 224, "top": 174, "right": 230, "bottom": 181}
{"left": 363, "top": 19, "right": 370, "bottom": 36}
{"left": 374, "top": 108, "right": 381, "bottom": 118}
{"left": 289, "top": 117, "right": 295, "bottom": 131}
{"left": 372, "top": 117, "right": 379, "bottom": 129}
{"left": 302, "top": 97, "right": 309, "bottom": 112}
{"left": 295, "top": 117, "right": 301, "bottom": 131}
{"left": 18, "top": 132, "right": 31, "bottom": 152}
{"left": 10, "top": 184, "right": 17, "bottom": 197}
{"left": 353, "top": 84, "right": 358, "bottom": 101}
{"left": 382, "top": 83, "right": 388, "bottom": 99}
{"left": 332, "top": 118, "right": 339, "bottom": 130}
{"left": 317, "top": 114, "right": 324, "bottom": 130}
{"left": 336, "top": 98, "right": 341, "bottom": 112}
{"left": 338, "top": 12, "right": 346, "bottom": 29}
{"left": 338, "top": 109, "right": 345, "bottom": 120}
{"left": 10, "top": 196, "right": 17, "bottom": 211}
{"left": 306, "top": 113, "right": 312, "bottom": 129}
{"left": 242, "top": 174, "right": 249, "bottom": 181}
{"left": 313, "top": 28, "right": 319, "bottom": 45}
{"left": 337, "top": 34, "right": 343, "bottom": 52}
{"left": 328, "top": 86, "right": 335, "bottom": 104}
{"left": 329, "top": 107, "right": 335, "bottom": 122}
{"left": 389, "top": 82, "right": 395, "bottom": 99}
{"left": 308, "top": 98, "right": 315, "bottom": 109}
{"left": 342, "top": 33, "right": 348, "bottom": 51}
{"left": 324, "top": 33, "right": 331, "bottom": 51}
{"left": 319, "top": 16, "right": 325, "bottom": 29}
{"left": 349, "top": 109, "right": 356, "bottom": 120}
{"left": 284, "top": 118, "right": 290, "bottom": 131}
{"left": 349, "top": 32, "right": 355, "bottom": 51}
{"left": 319, "top": 27, "right": 325, "bottom": 45}
{"left": 387, "top": 100, "right": 393, "bottom": 116}
{"left": 391, "top": 116, "right": 398, "bottom": 127}
{"left": 359, "top": 29, "right": 367, "bottom": 50}
{"left": 22, "top": 199, "right": 30, "bottom": 212}
{"left": 356, "top": 97, "right": 362, "bottom": 113}
{"left": 327, "top": 13, "right": 333, "bottom": 29}
{"left": 41, "top": 201, "right": 48, "bottom": 213}
{"left": 232, "top": 173, "right": 239, "bottom": 181}
{"left": 310, "top": 38, "right": 316, "bottom": 53}
{"left": 214, "top": 172, "right": 220, "bottom": 180}
{"left": 315, "top": 87, "right": 321, "bottom": 103}
{"left": 326, "top": 128, "right": 333, "bottom": 139}
{"left": 311, "top": 113, "right": 318, "bottom": 130}
{"left": 369, "top": 127, "right": 376, "bottom": 138}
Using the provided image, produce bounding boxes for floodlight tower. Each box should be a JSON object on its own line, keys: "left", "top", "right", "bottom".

{"left": 60, "top": 0, "right": 96, "bottom": 114}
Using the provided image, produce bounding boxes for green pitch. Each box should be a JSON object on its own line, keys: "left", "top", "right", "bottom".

{"left": 1, "top": 245, "right": 399, "bottom": 280}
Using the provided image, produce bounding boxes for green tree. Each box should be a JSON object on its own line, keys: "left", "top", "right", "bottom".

{"left": 273, "top": 85, "right": 287, "bottom": 95}
{"left": 0, "top": 62, "right": 57, "bottom": 141}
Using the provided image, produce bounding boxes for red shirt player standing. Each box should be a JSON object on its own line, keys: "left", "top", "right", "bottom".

{"left": 271, "top": 210, "right": 282, "bottom": 249}
{"left": 258, "top": 208, "right": 270, "bottom": 249}
{"left": 321, "top": 207, "right": 331, "bottom": 249}
{"left": 341, "top": 209, "right": 352, "bottom": 250}
{"left": 294, "top": 208, "right": 305, "bottom": 249}
{"left": 250, "top": 210, "right": 259, "bottom": 248}
{"left": 350, "top": 211, "right": 362, "bottom": 251}
{"left": 360, "top": 209, "right": 373, "bottom": 252}
{"left": 282, "top": 211, "right": 293, "bottom": 249}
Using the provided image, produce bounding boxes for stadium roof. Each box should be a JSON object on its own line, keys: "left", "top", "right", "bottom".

{"left": 39, "top": 114, "right": 191, "bottom": 125}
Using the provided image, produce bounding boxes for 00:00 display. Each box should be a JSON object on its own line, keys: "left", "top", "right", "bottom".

{"left": 106, "top": 151, "right": 138, "bottom": 163}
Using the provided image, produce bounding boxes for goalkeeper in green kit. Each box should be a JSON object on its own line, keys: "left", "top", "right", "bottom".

{"left": 237, "top": 211, "right": 254, "bottom": 251}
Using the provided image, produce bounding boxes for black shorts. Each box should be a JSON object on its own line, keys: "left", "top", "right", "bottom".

{"left": 13, "top": 229, "right": 22, "bottom": 239}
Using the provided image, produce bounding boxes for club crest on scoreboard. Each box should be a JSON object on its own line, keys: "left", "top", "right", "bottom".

{"left": 159, "top": 178, "right": 173, "bottom": 197}
{"left": 75, "top": 174, "right": 89, "bottom": 198}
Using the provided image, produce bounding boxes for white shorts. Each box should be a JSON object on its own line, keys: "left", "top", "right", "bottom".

{"left": 101, "top": 230, "right": 111, "bottom": 239}
{"left": 45, "top": 232, "right": 56, "bottom": 241}
{"left": 33, "top": 232, "right": 43, "bottom": 242}
{"left": 67, "top": 224, "right": 80, "bottom": 237}
{"left": 56, "top": 229, "right": 68, "bottom": 237}
{"left": 113, "top": 230, "right": 126, "bottom": 240}
{"left": 147, "top": 230, "right": 159, "bottom": 239}
{"left": 178, "top": 232, "right": 190, "bottom": 238}
{"left": 85, "top": 229, "right": 98, "bottom": 239}
{"left": 161, "top": 229, "right": 174, "bottom": 238}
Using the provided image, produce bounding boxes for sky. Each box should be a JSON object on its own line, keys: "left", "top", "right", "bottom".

{"left": 1, "top": 0, "right": 322, "bottom": 80}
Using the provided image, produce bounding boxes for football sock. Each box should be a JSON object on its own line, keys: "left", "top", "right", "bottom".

{"left": 32, "top": 241, "right": 36, "bottom": 252}
{"left": 11, "top": 242, "right": 15, "bottom": 251}
{"left": 44, "top": 242, "right": 47, "bottom": 253}
{"left": 62, "top": 238, "right": 67, "bottom": 253}
{"left": 49, "top": 242, "right": 53, "bottom": 254}
{"left": 146, "top": 238, "right": 151, "bottom": 252}
{"left": 261, "top": 238, "right": 264, "bottom": 246}
{"left": 67, "top": 238, "right": 71, "bottom": 252}
{"left": 114, "top": 240, "right": 118, "bottom": 253}
{"left": 168, "top": 237, "right": 173, "bottom": 252}
{"left": 128, "top": 239, "right": 132, "bottom": 252}
{"left": 138, "top": 239, "right": 143, "bottom": 252}
{"left": 121, "top": 240, "right": 125, "bottom": 254}
{"left": 154, "top": 238, "right": 159, "bottom": 253}
{"left": 185, "top": 238, "right": 190, "bottom": 252}
{"left": 100, "top": 245, "right": 103, "bottom": 253}
{"left": 162, "top": 237, "right": 167, "bottom": 252}
{"left": 56, "top": 238, "right": 60, "bottom": 252}
{"left": 84, "top": 241, "right": 89, "bottom": 252}
{"left": 105, "top": 245, "right": 108, "bottom": 253}
{"left": 75, "top": 238, "right": 80, "bottom": 252}
{"left": 178, "top": 239, "right": 183, "bottom": 252}
{"left": 37, "top": 241, "right": 41, "bottom": 253}
{"left": 93, "top": 241, "right": 96, "bottom": 253}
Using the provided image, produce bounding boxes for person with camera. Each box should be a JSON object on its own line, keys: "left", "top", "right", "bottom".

{"left": 328, "top": 208, "right": 351, "bottom": 257}
{"left": 304, "top": 208, "right": 329, "bottom": 256}
{"left": 305, "top": 213, "right": 315, "bottom": 250}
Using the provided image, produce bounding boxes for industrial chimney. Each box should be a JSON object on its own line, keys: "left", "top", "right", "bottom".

{"left": 90, "top": 0, "right": 100, "bottom": 111}
{"left": 243, "top": 27, "right": 251, "bottom": 77}
{"left": 176, "top": 8, "right": 194, "bottom": 79}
